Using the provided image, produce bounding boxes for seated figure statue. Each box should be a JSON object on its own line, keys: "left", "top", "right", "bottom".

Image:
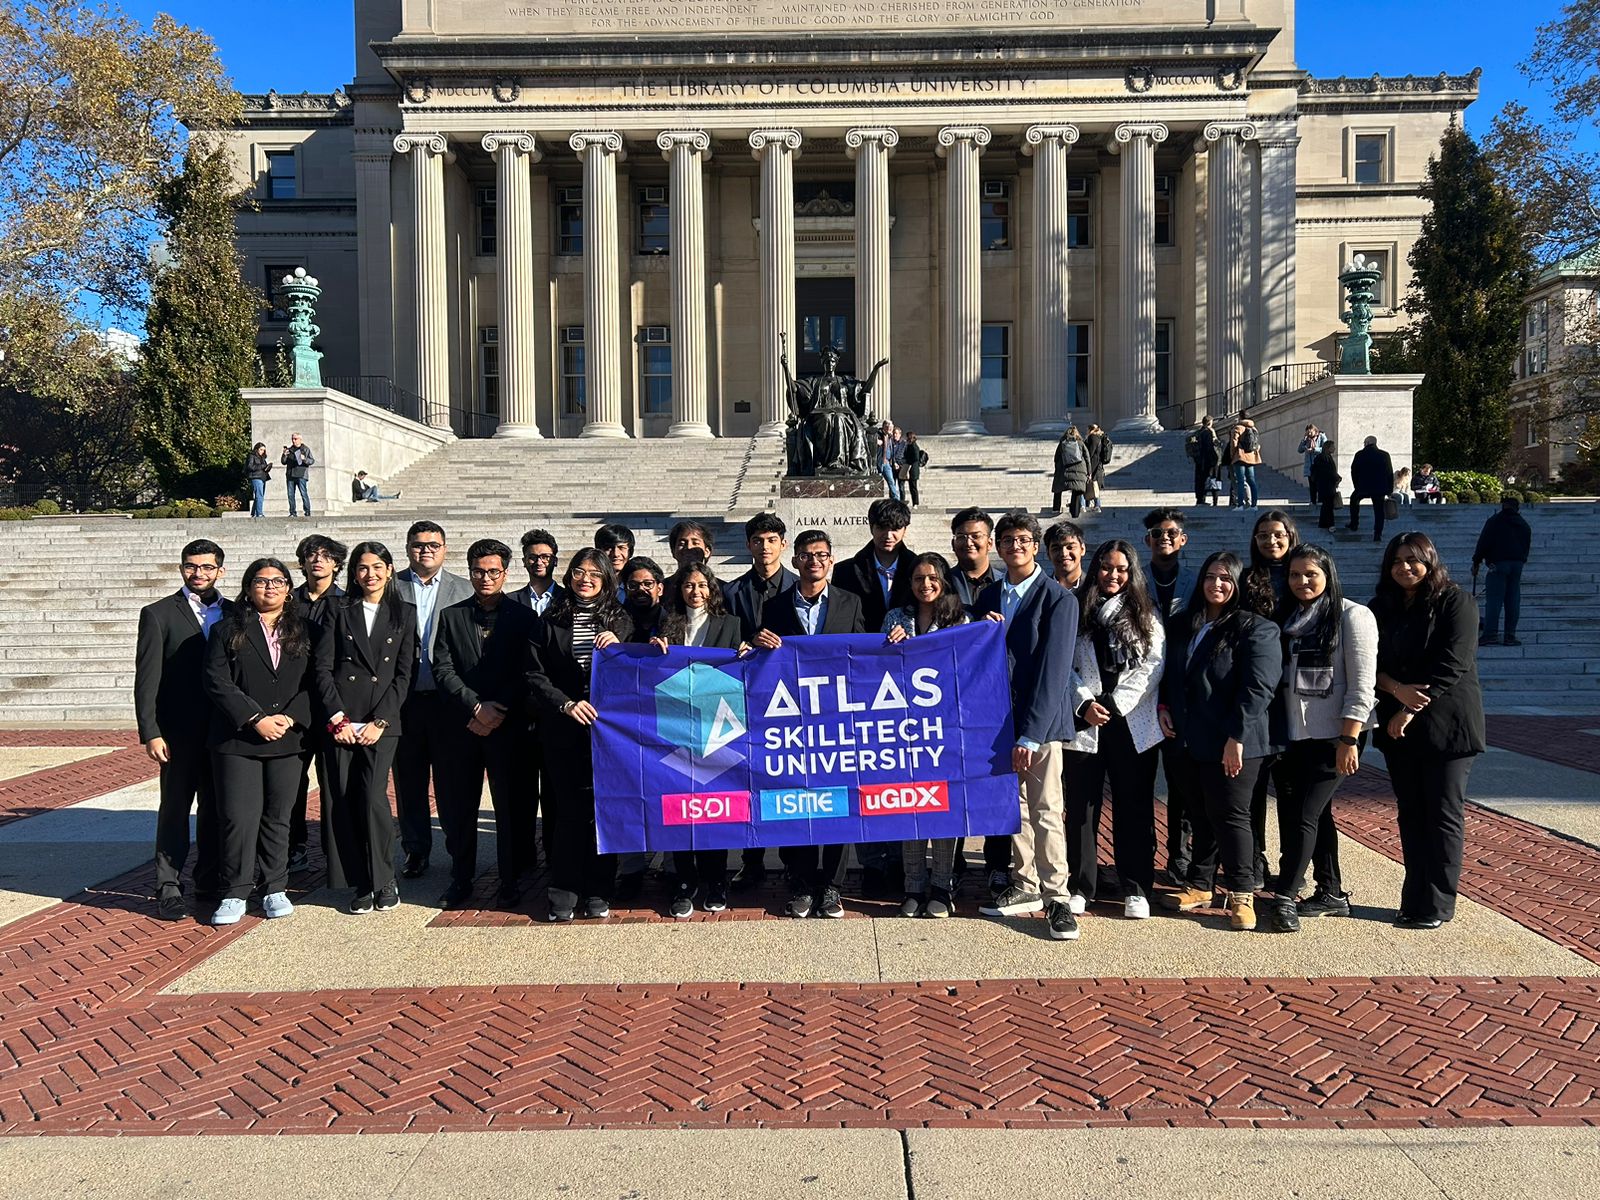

{"left": 782, "top": 345, "right": 888, "bottom": 477}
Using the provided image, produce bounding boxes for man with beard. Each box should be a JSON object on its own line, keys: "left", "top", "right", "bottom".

{"left": 509, "top": 529, "right": 565, "bottom": 616}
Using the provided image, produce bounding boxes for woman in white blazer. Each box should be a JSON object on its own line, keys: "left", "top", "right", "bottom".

{"left": 1062, "top": 539, "right": 1167, "bottom": 920}
{"left": 1268, "top": 543, "right": 1378, "bottom": 933}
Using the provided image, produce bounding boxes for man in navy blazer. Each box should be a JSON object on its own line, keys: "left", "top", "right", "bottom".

{"left": 973, "top": 512, "right": 1082, "bottom": 941}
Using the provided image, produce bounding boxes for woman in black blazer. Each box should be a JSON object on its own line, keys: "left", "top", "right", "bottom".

{"left": 1241, "top": 509, "right": 1300, "bottom": 891}
{"left": 314, "top": 541, "right": 417, "bottom": 915}
{"left": 647, "top": 560, "right": 746, "bottom": 918}
{"left": 527, "top": 549, "right": 636, "bottom": 923}
{"left": 1370, "top": 532, "right": 1486, "bottom": 928}
{"left": 203, "top": 557, "right": 315, "bottom": 926}
{"left": 1157, "top": 551, "right": 1283, "bottom": 931}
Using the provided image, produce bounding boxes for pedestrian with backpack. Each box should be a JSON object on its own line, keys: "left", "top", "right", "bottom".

{"left": 1052, "top": 425, "right": 1089, "bottom": 517}
{"left": 1188, "top": 417, "right": 1219, "bottom": 506}
{"left": 1233, "top": 418, "right": 1263, "bottom": 510}
{"left": 903, "top": 431, "right": 930, "bottom": 508}
{"left": 1084, "top": 424, "right": 1114, "bottom": 513}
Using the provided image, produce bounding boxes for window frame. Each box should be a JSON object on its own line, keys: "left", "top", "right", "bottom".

{"left": 1154, "top": 319, "right": 1174, "bottom": 410}
{"left": 980, "top": 323, "right": 1011, "bottom": 412}
{"left": 263, "top": 149, "right": 297, "bottom": 200}
{"left": 638, "top": 325, "right": 673, "bottom": 416}
{"left": 636, "top": 185, "right": 670, "bottom": 256}
{"left": 1067, "top": 322, "right": 1091, "bottom": 409}
{"left": 560, "top": 326, "right": 586, "bottom": 416}
{"left": 262, "top": 262, "right": 300, "bottom": 322}
{"left": 556, "top": 186, "right": 584, "bottom": 256}
{"left": 475, "top": 186, "right": 497, "bottom": 257}
{"left": 1066, "top": 176, "right": 1093, "bottom": 249}
{"left": 1352, "top": 132, "right": 1389, "bottom": 185}
{"left": 478, "top": 326, "right": 500, "bottom": 416}
{"left": 1154, "top": 174, "right": 1175, "bottom": 247}
{"left": 980, "top": 179, "right": 1011, "bottom": 252}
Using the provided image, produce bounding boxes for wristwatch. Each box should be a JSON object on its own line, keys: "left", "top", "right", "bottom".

{"left": 1336, "top": 734, "right": 1359, "bottom": 747}
{"left": 372, "top": 719, "right": 390, "bottom": 730}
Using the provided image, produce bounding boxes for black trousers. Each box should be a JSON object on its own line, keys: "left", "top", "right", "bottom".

{"left": 673, "top": 849, "right": 729, "bottom": 889}
{"left": 323, "top": 738, "right": 399, "bottom": 895}
{"left": 213, "top": 751, "right": 305, "bottom": 900}
{"left": 1273, "top": 739, "right": 1347, "bottom": 898}
{"left": 435, "top": 725, "right": 529, "bottom": 889}
{"left": 778, "top": 844, "right": 848, "bottom": 896}
{"left": 1064, "top": 718, "right": 1159, "bottom": 900}
{"left": 1190, "top": 754, "right": 1264, "bottom": 894}
{"left": 1052, "top": 489, "right": 1085, "bottom": 517}
{"left": 982, "top": 835, "right": 1012, "bottom": 875}
{"left": 1349, "top": 493, "right": 1387, "bottom": 539}
{"left": 544, "top": 737, "right": 615, "bottom": 902}
{"left": 1318, "top": 489, "right": 1338, "bottom": 530}
{"left": 1193, "top": 461, "right": 1215, "bottom": 504}
{"left": 1159, "top": 739, "right": 1195, "bottom": 881}
{"left": 392, "top": 690, "right": 446, "bottom": 857}
{"left": 1384, "top": 746, "right": 1474, "bottom": 922}
{"left": 153, "top": 737, "right": 220, "bottom": 899}
{"left": 1248, "top": 752, "right": 1277, "bottom": 885}
{"left": 289, "top": 731, "right": 328, "bottom": 851}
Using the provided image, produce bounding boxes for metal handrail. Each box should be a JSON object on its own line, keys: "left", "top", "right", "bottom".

{"left": 1194, "top": 361, "right": 1333, "bottom": 421}
{"left": 323, "top": 375, "right": 449, "bottom": 428}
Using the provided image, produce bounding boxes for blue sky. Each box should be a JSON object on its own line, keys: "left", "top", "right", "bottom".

{"left": 117, "top": 1, "right": 1584, "bottom": 141}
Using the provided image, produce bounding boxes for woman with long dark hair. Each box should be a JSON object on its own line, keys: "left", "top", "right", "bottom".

{"left": 245, "top": 443, "right": 272, "bottom": 518}
{"left": 313, "top": 541, "right": 417, "bottom": 914}
{"left": 649, "top": 560, "right": 744, "bottom": 918}
{"left": 203, "top": 557, "right": 316, "bottom": 925}
{"left": 883, "top": 553, "right": 969, "bottom": 918}
{"left": 1063, "top": 540, "right": 1166, "bottom": 920}
{"left": 1157, "top": 552, "right": 1283, "bottom": 930}
{"left": 1266, "top": 544, "right": 1378, "bottom": 932}
{"left": 1240, "top": 508, "right": 1299, "bottom": 891}
{"left": 1370, "top": 532, "right": 1485, "bottom": 928}
{"left": 527, "top": 549, "right": 635, "bottom": 922}
{"left": 1051, "top": 425, "right": 1089, "bottom": 517}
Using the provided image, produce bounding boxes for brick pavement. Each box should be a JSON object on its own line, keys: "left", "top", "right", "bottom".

{"left": 1485, "top": 715, "right": 1600, "bottom": 777}
{"left": 1, "top": 729, "right": 1599, "bottom": 1136}
{"left": 0, "top": 744, "right": 155, "bottom": 829}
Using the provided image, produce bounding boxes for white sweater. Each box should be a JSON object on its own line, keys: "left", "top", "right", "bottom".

{"left": 1282, "top": 598, "right": 1379, "bottom": 741}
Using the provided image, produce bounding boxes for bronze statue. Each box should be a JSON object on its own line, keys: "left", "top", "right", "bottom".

{"left": 781, "top": 336, "right": 888, "bottom": 477}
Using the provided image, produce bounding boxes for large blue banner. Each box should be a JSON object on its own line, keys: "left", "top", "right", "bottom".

{"left": 590, "top": 621, "right": 1021, "bottom": 854}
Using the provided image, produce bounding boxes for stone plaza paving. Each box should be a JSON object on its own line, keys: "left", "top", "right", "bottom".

{"left": 2, "top": 718, "right": 1600, "bottom": 1195}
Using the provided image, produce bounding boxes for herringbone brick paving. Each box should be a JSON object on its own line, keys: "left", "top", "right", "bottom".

{"left": 1484, "top": 715, "right": 1600, "bottom": 778}
{"left": 0, "top": 744, "right": 153, "bottom": 829}
{"left": 1, "top": 730, "right": 1599, "bottom": 1135}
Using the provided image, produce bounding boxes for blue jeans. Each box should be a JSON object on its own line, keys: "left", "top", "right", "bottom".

{"left": 879, "top": 462, "right": 901, "bottom": 500}
{"left": 1484, "top": 561, "right": 1523, "bottom": 638}
{"left": 287, "top": 477, "right": 310, "bottom": 516}
{"left": 1232, "top": 463, "right": 1257, "bottom": 508}
{"left": 249, "top": 478, "right": 266, "bottom": 518}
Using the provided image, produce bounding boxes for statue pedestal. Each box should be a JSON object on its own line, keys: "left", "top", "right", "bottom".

{"left": 779, "top": 475, "right": 885, "bottom": 500}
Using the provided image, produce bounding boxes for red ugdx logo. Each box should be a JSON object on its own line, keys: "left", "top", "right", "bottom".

{"left": 859, "top": 780, "right": 950, "bottom": 815}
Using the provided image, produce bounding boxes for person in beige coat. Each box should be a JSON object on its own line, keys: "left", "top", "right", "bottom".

{"left": 1230, "top": 417, "right": 1264, "bottom": 509}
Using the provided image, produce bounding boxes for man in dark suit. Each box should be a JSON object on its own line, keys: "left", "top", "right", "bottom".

{"left": 134, "top": 538, "right": 231, "bottom": 920}
{"left": 429, "top": 538, "right": 540, "bottom": 909}
{"left": 754, "top": 529, "right": 866, "bottom": 919}
{"left": 288, "top": 533, "right": 346, "bottom": 869}
{"left": 393, "top": 520, "right": 474, "bottom": 878}
{"left": 1348, "top": 435, "right": 1396, "bottom": 542}
{"left": 973, "top": 512, "right": 1081, "bottom": 941}
{"left": 832, "top": 497, "right": 918, "bottom": 635}
{"left": 508, "top": 528, "right": 565, "bottom": 616}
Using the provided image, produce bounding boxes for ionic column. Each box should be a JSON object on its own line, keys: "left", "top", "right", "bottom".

{"left": 569, "top": 132, "right": 628, "bottom": 438}
{"left": 750, "top": 129, "right": 802, "bottom": 437}
{"left": 483, "top": 133, "right": 543, "bottom": 438}
{"left": 1257, "top": 123, "right": 1299, "bottom": 376}
{"left": 846, "top": 127, "right": 897, "bottom": 421}
{"left": 1111, "top": 122, "right": 1168, "bottom": 434}
{"left": 937, "top": 125, "right": 991, "bottom": 435}
{"left": 658, "top": 130, "right": 713, "bottom": 438}
{"left": 1022, "top": 124, "right": 1080, "bottom": 434}
{"left": 353, "top": 132, "right": 396, "bottom": 384}
{"left": 1203, "top": 122, "right": 1257, "bottom": 408}
{"left": 393, "top": 132, "right": 451, "bottom": 429}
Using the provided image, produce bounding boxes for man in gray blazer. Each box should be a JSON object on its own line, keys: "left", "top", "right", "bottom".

{"left": 1143, "top": 507, "right": 1199, "bottom": 884}
{"left": 392, "top": 520, "right": 473, "bottom": 877}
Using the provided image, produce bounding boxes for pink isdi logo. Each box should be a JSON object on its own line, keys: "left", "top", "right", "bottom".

{"left": 662, "top": 791, "right": 752, "bottom": 825}
{"left": 859, "top": 781, "right": 950, "bottom": 815}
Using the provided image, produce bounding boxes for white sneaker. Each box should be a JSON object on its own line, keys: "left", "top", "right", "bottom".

{"left": 261, "top": 892, "right": 295, "bottom": 919}
{"left": 210, "top": 898, "right": 246, "bottom": 926}
{"left": 1068, "top": 893, "right": 1088, "bottom": 915}
{"left": 1124, "top": 894, "right": 1151, "bottom": 920}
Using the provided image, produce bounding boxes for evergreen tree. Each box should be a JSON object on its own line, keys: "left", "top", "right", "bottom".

{"left": 137, "top": 141, "right": 263, "bottom": 500}
{"left": 1398, "top": 124, "right": 1534, "bottom": 472}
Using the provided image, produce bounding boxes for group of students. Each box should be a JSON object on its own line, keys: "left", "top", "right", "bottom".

{"left": 134, "top": 498, "right": 1483, "bottom": 941}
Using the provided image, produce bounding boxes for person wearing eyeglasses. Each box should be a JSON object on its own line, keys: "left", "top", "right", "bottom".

{"left": 392, "top": 521, "right": 472, "bottom": 881}
{"left": 202, "top": 558, "right": 316, "bottom": 926}
{"left": 620, "top": 556, "right": 668, "bottom": 644}
{"left": 287, "top": 533, "right": 348, "bottom": 872}
{"left": 509, "top": 529, "right": 565, "bottom": 616}
{"left": 135, "top": 539, "right": 232, "bottom": 921}
{"left": 428, "top": 538, "right": 540, "bottom": 910}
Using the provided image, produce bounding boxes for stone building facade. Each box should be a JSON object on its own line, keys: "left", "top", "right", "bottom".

{"left": 1508, "top": 246, "right": 1600, "bottom": 485}
{"left": 222, "top": 0, "right": 1478, "bottom": 439}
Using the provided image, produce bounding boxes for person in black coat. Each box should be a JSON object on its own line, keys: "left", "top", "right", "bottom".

{"left": 288, "top": 533, "right": 347, "bottom": 870}
{"left": 649, "top": 560, "right": 747, "bottom": 918}
{"left": 831, "top": 497, "right": 919, "bottom": 636}
{"left": 1051, "top": 426, "right": 1090, "bottom": 517}
{"left": 1347, "top": 435, "right": 1395, "bottom": 541}
{"left": 1371, "top": 532, "right": 1486, "bottom": 928}
{"left": 1310, "top": 440, "right": 1341, "bottom": 531}
{"left": 1158, "top": 551, "right": 1284, "bottom": 931}
{"left": 134, "top": 538, "right": 231, "bottom": 920}
{"left": 526, "top": 548, "right": 636, "bottom": 922}
{"left": 245, "top": 444, "right": 271, "bottom": 518}
{"left": 1473, "top": 496, "right": 1533, "bottom": 645}
{"left": 313, "top": 541, "right": 416, "bottom": 914}
{"left": 202, "top": 558, "right": 316, "bottom": 926}
{"left": 1190, "top": 417, "right": 1219, "bottom": 506}
{"left": 430, "top": 538, "right": 541, "bottom": 910}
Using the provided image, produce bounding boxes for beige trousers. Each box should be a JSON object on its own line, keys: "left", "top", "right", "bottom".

{"left": 1011, "top": 740, "right": 1069, "bottom": 900}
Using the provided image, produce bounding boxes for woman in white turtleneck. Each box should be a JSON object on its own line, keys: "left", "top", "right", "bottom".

{"left": 650, "top": 560, "right": 745, "bottom": 919}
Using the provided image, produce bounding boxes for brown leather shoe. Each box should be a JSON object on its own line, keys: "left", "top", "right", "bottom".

{"left": 1159, "top": 886, "right": 1214, "bottom": 912}
{"left": 1227, "top": 891, "right": 1257, "bottom": 931}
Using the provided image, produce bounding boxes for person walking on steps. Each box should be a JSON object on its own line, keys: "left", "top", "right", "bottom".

{"left": 1051, "top": 425, "right": 1089, "bottom": 518}
{"left": 1084, "top": 424, "right": 1113, "bottom": 513}
{"left": 281, "top": 433, "right": 315, "bottom": 519}
{"left": 1348, "top": 436, "right": 1395, "bottom": 542}
{"left": 1473, "top": 495, "right": 1532, "bottom": 647}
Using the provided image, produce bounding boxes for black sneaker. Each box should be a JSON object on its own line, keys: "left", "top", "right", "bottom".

{"left": 819, "top": 887, "right": 845, "bottom": 918}
{"left": 438, "top": 881, "right": 472, "bottom": 909}
{"left": 584, "top": 896, "right": 611, "bottom": 919}
{"left": 156, "top": 889, "right": 186, "bottom": 922}
{"left": 899, "top": 893, "right": 925, "bottom": 918}
{"left": 548, "top": 895, "right": 575, "bottom": 923}
{"left": 1046, "top": 901, "right": 1081, "bottom": 941}
{"left": 1296, "top": 890, "right": 1351, "bottom": 918}
{"left": 1504, "top": 635, "right": 1522, "bottom": 646}
{"left": 925, "top": 887, "right": 955, "bottom": 919}
{"left": 1479, "top": 633, "right": 1502, "bottom": 646}
{"left": 702, "top": 882, "right": 728, "bottom": 913}
{"left": 986, "top": 869, "right": 1011, "bottom": 900}
{"left": 350, "top": 892, "right": 375, "bottom": 915}
{"left": 287, "top": 845, "right": 309, "bottom": 872}
{"left": 669, "top": 887, "right": 695, "bottom": 919}
{"left": 980, "top": 885, "right": 1045, "bottom": 917}
{"left": 787, "top": 892, "right": 814, "bottom": 919}
{"left": 1269, "top": 897, "right": 1301, "bottom": 933}
{"left": 374, "top": 882, "right": 400, "bottom": 911}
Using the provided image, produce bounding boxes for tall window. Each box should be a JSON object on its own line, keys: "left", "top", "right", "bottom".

{"left": 1524, "top": 299, "right": 1550, "bottom": 378}
{"left": 561, "top": 327, "right": 585, "bottom": 415}
{"left": 1067, "top": 323, "right": 1091, "bottom": 408}
{"left": 1354, "top": 134, "right": 1387, "bottom": 184}
{"left": 1155, "top": 321, "right": 1173, "bottom": 410}
{"left": 1154, "top": 174, "right": 1174, "bottom": 247}
{"left": 1342, "top": 248, "right": 1392, "bottom": 308}
{"left": 557, "top": 186, "right": 583, "bottom": 255}
{"left": 981, "top": 324, "right": 1010, "bottom": 410}
{"left": 475, "top": 187, "right": 497, "bottom": 257}
{"left": 478, "top": 327, "right": 500, "bottom": 415}
{"left": 637, "top": 186, "right": 670, "bottom": 255}
{"left": 264, "top": 151, "right": 296, "bottom": 199}
{"left": 639, "top": 326, "right": 672, "bottom": 415}
{"left": 263, "top": 263, "right": 298, "bottom": 321}
{"left": 1067, "top": 177, "right": 1093, "bottom": 248}
{"left": 980, "top": 180, "right": 1011, "bottom": 250}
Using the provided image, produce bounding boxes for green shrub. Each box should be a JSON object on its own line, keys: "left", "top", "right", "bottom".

{"left": 31, "top": 499, "right": 61, "bottom": 515}
{"left": 1457, "top": 488, "right": 1481, "bottom": 505}
{"left": 149, "top": 505, "right": 176, "bottom": 519}
{"left": 213, "top": 493, "right": 243, "bottom": 513}
{"left": 1500, "top": 489, "right": 1522, "bottom": 504}
{"left": 0, "top": 507, "right": 29, "bottom": 520}
{"left": 1526, "top": 491, "right": 1549, "bottom": 504}
{"left": 1441, "top": 491, "right": 1458, "bottom": 505}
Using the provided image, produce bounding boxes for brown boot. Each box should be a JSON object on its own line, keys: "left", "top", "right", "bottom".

{"left": 1159, "top": 886, "right": 1214, "bottom": 912}
{"left": 1227, "top": 891, "right": 1257, "bottom": 931}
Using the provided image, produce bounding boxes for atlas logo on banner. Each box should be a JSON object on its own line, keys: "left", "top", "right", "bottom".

{"left": 859, "top": 781, "right": 950, "bottom": 816}
{"left": 654, "top": 661, "right": 747, "bottom": 781}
